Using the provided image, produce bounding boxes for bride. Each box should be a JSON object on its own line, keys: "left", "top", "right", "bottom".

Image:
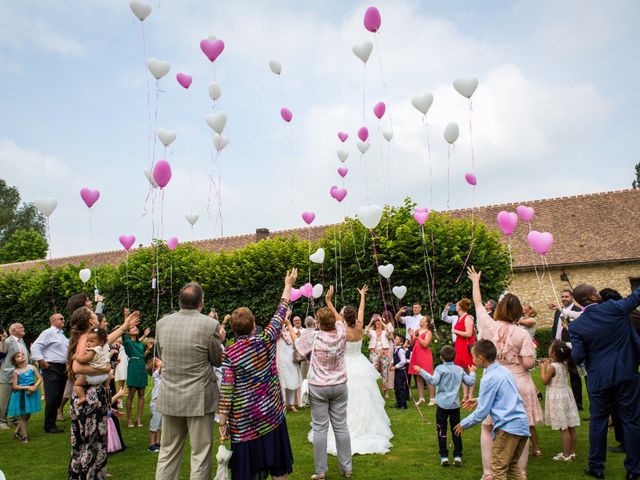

{"left": 307, "top": 285, "right": 394, "bottom": 455}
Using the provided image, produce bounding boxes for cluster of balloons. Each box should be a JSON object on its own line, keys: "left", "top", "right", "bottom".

{"left": 496, "top": 206, "right": 554, "bottom": 255}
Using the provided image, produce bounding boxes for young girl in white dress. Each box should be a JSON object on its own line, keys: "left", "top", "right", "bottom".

{"left": 540, "top": 340, "right": 580, "bottom": 461}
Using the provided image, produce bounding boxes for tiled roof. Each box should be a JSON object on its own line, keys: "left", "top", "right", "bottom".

{"left": 2, "top": 189, "right": 638, "bottom": 272}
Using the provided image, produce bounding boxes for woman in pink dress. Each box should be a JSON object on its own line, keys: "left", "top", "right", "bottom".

{"left": 407, "top": 316, "right": 435, "bottom": 405}
{"left": 468, "top": 266, "right": 543, "bottom": 480}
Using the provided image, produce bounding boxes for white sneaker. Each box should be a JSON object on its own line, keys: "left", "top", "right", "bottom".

{"left": 428, "top": 398, "right": 437, "bottom": 406}
{"left": 453, "top": 457, "right": 462, "bottom": 467}
{"left": 440, "top": 457, "right": 449, "bottom": 467}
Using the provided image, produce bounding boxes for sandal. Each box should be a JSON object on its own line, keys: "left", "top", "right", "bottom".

{"left": 310, "top": 474, "right": 326, "bottom": 480}
{"left": 342, "top": 472, "right": 353, "bottom": 478}
{"left": 13, "top": 431, "right": 23, "bottom": 441}
{"left": 532, "top": 450, "right": 542, "bottom": 458}
{"left": 22, "top": 435, "right": 29, "bottom": 443}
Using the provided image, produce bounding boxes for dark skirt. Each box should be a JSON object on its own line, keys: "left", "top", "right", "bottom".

{"left": 230, "top": 420, "right": 294, "bottom": 480}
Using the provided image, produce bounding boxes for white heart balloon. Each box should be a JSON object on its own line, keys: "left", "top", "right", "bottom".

{"left": 337, "top": 150, "right": 349, "bottom": 163}
{"left": 392, "top": 285, "right": 407, "bottom": 300}
{"left": 33, "top": 197, "right": 57, "bottom": 217}
{"left": 146, "top": 58, "right": 170, "bottom": 80}
{"left": 357, "top": 205, "right": 383, "bottom": 230}
{"left": 269, "top": 60, "right": 282, "bottom": 75}
{"left": 309, "top": 248, "right": 325, "bottom": 264}
{"left": 382, "top": 130, "right": 393, "bottom": 142}
{"left": 157, "top": 128, "right": 176, "bottom": 147}
{"left": 79, "top": 268, "right": 91, "bottom": 284}
{"left": 352, "top": 41, "right": 373, "bottom": 63}
{"left": 312, "top": 284, "right": 324, "bottom": 299}
{"left": 185, "top": 213, "right": 199, "bottom": 226}
{"left": 208, "top": 82, "right": 222, "bottom": 101}
{"left": 357, "top": 141, "right": 370, "bottom": 154}
{"left": 144, "top": 168, "right": 158, "bottom": 188}
{"left": 377, "top": 264, "right": 394, "bottom": 279}
{"left": 411, "top": 93, "right": 434, "bottom": 115}
{"left": 129, "top": 0, "right": 152, "bottom": 21}
{"left": 214, "top": 134, "right": 229, "bottom": 152}
{"left": 444, "top": 122, "right": 460, "bottom": 144}
{"left": 453, "top": 77, "right": 479, "bottom": 99}
{"left": 206, "top": 112, "right": 227, "bottom": 134}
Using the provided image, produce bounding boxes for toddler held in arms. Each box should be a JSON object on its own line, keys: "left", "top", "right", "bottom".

{"left": 73, "top": 327, "right": 111, "bottom": 405}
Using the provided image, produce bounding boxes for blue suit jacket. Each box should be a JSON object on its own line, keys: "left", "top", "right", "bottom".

{"left": 569, "top": 288, "right": 640, "bottom": 393}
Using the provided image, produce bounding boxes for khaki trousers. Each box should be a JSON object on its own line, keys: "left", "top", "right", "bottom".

{"left": 0, "top": 382, "right": 13, "bottom": 426}
{"left": 155, "top": 413, "right": 215, "bottom": 480}
{"left": 491, "top": 429, "right": 529, "bottom": 480}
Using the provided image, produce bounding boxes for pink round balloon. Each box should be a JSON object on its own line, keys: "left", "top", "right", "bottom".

{"left": 496, "top": 211, "right": 518, "bottom": 236}
{"left": 152, "top": 160, "right": 172, "bottom": 188}
{"left": 527, "top": 230, "right": 553, "bottom": 255}
{"left": 176, "top": 72, "right": 192, "bottom": 89}
{"left": 302, "top": 211, "right": 316, "bottom": 225}
{"left": 290, "top": 288, "right": 302, "bottom": 302}
{"left": 119, "top": 235, "right": 136, "bottom": 251}
{"left": 280, "top": 108, "right": 292, "bottom": 123}
{"left": 413, "top": 211, "right": 429, "bottom": 225}
{"left": 199, "top": 39, "right": 225, "bottom": 62}
{"left": 167, "top": 236, "right": 179, "bottom": 251}
{"left": 465, "top": 172, "right": 477, "bottom": 186}
{"left": 337, "top": 167, "right": 348, "bottom": 178}
{"left": 373, "top": 101, "right": 386, "bottom": 119}
{"left": 516, "top": 205, "right": 535, "bottom": 222}
{"left": 332, "top": 187, "right": 347, "bottom": 202}
{"left": 80, "top": 188, "right": 100, "bottom": 208}
{"left": 357, "top": 126, "right": 369, "bottom": 142}
{"left": 300, "top": 282, "right": 313, "bottom": 298}
{"left": 363, "top": 6, "right": 382, "bottom": 32}
{"left": 337, "top": 132, "right": 348, "bottom": 142}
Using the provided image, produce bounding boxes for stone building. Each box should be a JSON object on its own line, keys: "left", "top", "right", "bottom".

{"left": 2, "top": 189, "right": 639, "bottom": 327}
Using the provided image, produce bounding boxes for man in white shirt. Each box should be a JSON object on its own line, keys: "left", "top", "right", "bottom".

{"left": 31, "top": 313, "right": 68, "bottom": 433}
{"left": 440, "top": 303, "right": 459, "bottom": 342}
{"left": 395, "top": 303, "right": 424, "bottom": 339}
{"left": 0, "top": 323, "right": 29, "bottom": 429}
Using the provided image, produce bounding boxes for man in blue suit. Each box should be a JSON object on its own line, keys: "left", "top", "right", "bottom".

{"left": 569, "top": 284, "right": 640, "bottom": 480}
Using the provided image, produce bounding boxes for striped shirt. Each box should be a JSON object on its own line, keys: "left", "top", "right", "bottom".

{"left": 219, "top": 301, "right": 288, "bottom": 443}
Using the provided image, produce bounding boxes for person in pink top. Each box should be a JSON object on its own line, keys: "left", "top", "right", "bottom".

{"left": 467, "top": 266, "right": 543, "bottom": 480}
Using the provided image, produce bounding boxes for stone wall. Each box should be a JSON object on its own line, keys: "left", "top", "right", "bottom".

{"left": 510, "top": 261, "right": 640, "bottom": 328}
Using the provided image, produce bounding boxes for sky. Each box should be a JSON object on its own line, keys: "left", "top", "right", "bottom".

{"left": 0, "top": 0, "right": 639, "bottom": 258}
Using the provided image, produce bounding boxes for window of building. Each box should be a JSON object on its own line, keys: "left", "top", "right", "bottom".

{"left": 631, "top": 278, "right": 640, "bottom": 291}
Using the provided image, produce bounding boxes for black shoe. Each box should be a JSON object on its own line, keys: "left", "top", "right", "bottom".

{"left": 584, "top": 467, "right": 604, "bottom": 479}
{"left": 608, "top": 445, "right": 625, "bottom": 453}
{"left": 46, "top": 426, "right": 65, "bottom": 433}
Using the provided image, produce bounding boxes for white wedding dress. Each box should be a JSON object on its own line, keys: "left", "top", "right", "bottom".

{"left": 307, "top": 340, "right": 393, "bottom": 455}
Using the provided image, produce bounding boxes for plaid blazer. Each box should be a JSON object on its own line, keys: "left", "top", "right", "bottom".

{"left": 155, "top": 309, "right": 222, "bottom": 416}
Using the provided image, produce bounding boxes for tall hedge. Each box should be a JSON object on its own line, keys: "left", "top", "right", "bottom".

{"left": 0, "top": 199, "right": 511, "bottom": 342}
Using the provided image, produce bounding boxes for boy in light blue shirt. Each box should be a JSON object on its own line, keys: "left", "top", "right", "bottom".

{"left": 454, "top": 340, "right": 530, "bottom": 480}
{"left": 414, "top": 345, "right": 475, "bottom": 467}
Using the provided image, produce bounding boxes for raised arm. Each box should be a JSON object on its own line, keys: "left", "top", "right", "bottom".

{"left": 467, "top": 266, "right": 484, "bottom": 312}
{"left": 325, "top": 285, "right": 341, "bottom": 322}
{"left": 356, "top": 285, "right": 368, "bottom": 334}
{"left": 263, "top": 269, "right": 298, "bottom": 343}
{"left": 107, "top": 311, "right": 141, "bottom": 344}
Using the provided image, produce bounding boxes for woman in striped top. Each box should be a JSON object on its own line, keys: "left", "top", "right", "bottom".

{"left": 219, "top": 269, "right": 298, "bottom": 480}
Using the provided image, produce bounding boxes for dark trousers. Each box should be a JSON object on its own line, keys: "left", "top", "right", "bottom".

{"left": 394, "top": 369, "right": 408, "bottom": 408}
{"left": 436, "top": 405, "right": 462, "bottom": 458}
{"left": 611, "top": 406, "right": 625, "bottom": 446}
{"left": 42, "top": 362, "right": 66, "bottom": 431}
{"left": 588, "top": 374, "right": 640, "bottom": 476}
{"left": 569, "top": 368, "right": 584, "bottom": 409}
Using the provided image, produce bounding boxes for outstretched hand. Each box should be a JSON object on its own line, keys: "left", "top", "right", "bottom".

{"left": 284, "top": 269, "right": 298, "bottom": 288}
{"left": 467, "top": 266, "right": 481, "bottom": 283}
{"left": 461, "top": 398, "right": 477, "bottom": 411}
{"left": 325, "top": 285, "right": 335, "bottom": 303}
{"left": 453, "top": 423, "right": 464, "bottom": 437}
{"left": 123, "top": 311, "right": 140, "bottom": 329}
{"left": 357, "top": 285, "right": 369, "bottom": 297}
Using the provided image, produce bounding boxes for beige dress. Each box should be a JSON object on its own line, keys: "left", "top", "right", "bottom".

{"left": 477, "top": 306, "right": 543, "bottom": 426}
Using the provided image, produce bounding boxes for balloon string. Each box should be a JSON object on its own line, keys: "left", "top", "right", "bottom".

{"left": 469, "top": 100, "right": 475, "bottom": 173}
{"left": 377, "top": 123, "right": 390, "bottom": 237}
{"left": 373, "top": 33, "right": 393, "bottom": 133}
{"left": 425, "top": 121, "right": 433, "bottom": 207}
{"left": 362, "top": 64, "right": 366, "bottom": 123}
{"left": 542, "top": 256, "right": 560, "bottom": 307}
{"left": 160, "top": 189, "right": 165, "bottom": 240}
{"left": 169, "top": 251, "right": 174, "bottom": 311}
{"left": 363, "top": 151, "right": 369, "bottom": 204}
{"left": 385, "top": 277, "right": 397, "bottom": 314}
{"left": 420, "top": 225, "right": 436, "bottom": 320}
{"left": 141, "top": 22, "right": 152, "bottom": 171}
{"left": 47, "top": 217, "right": 56, "bottom": 312}
{"left": 404, "top": 369, "right": 425, "bottom": 421}
{"left": 370, "top": 231, "right": 389, "bottom": 318}
{"left": 455, "top": 185, "right": 476, "bottom": 284}
{"left": 125, "top": 252, "right": 130, "bottom": 309}
{"left": 88, "top": 208, "right": 98, "bottom": 291}
{"left": 507, "top": 237, "right": 516, "bottom": 295}
{"left": 338, "top": 221, "right": 344, "bottom": 306}
{"left": 344, "top": 203, "right": 363, "bottom": 273}
{"left": 447, "top": 144, "right": 453, "bottom": 210}
{"left": 151, "top": 80, "right": 160, "bottom": 170}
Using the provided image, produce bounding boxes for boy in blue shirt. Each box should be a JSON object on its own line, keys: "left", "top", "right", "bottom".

{"left": 454, "top": 340, "right": 530, "bottom": 480}
{"left": 414, "top": 345, "right": 476, "bottom": 467}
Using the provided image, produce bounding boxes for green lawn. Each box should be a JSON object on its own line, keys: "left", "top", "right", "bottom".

{"left": 0, "top": 371, "right": 628, "bottom": 479}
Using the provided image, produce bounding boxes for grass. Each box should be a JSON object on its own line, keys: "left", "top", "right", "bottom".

{"left": 0, "top": 370, "right": 629, "bottom": 480}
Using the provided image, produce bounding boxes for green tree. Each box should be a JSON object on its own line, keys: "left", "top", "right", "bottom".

{"left": 633, "top": 162, "right": 640, "bottom": 189}
{"left": 0, "top": 179, "right": 47, "bottom": 263}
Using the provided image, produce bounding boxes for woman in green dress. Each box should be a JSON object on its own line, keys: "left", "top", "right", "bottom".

{"left": 122, "top": 325, "right": 148, "bottom": 427}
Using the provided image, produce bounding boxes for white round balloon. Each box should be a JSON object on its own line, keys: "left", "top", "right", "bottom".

{"left": 269, "top": 60, "right": 282, "bottom": 75}
{"left": 357, "top": 142, "right": 370, "bottom": 154}
{"left": 382, "top": 130, "right": 393, "bottom": 142}
{"left": 79, "top": 268, "right": 91, "bottom": 284}
{"left": 352, "top": 41, "right": 373, "bottom": 63}
{"left": 208, "top": 82, "right": 222, "bottom": 101}
{"left": 214, "top": 134, "right": 229, "bottom": 152}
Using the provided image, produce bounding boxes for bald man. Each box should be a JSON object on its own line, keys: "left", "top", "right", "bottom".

{"left": 0, "top": 323, "right": 29, "bottom": 429}
{"left": 31, "top": 313, "right": 68, "bottom": 433}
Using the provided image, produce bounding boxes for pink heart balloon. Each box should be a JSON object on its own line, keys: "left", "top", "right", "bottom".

{"left": 496, "top": 211, "right": 518, "bottom": 236}
{"left": 465, "top": 172, "right": 477, "bottom": 186}
{"left": 373, "top": 101, "right": 386, "bottom": 119}
{"left": 200, "top": 39, "right": 225, "bottom": 62}
{"left": 332, "top": 187, "right": 347, "bottom": 202}
{"left": 80, "top": 188, "right": 100, "bottom": 208}
{"left": 290, "top": 288, "right": 302, "bottom": 302}
{"left": 337, "top": 132, "right": 348, "bottom": 142}
{"left": 300, "top": 282, "right": 313, "bottom": 298}
{"left": 176, "top": 72, "right": 192, "bottom": 89}
{"left": 357, "top": 126, "right": 369, "bottom": 142}
{"left": 302, "top": 211, "right": 316, "bottom": 225}
{"left": 337, "top": 167, "right": 348, "bottom": 177}
{"left": 167, "top": 236, "right": 179, "bottom": 251}
{"left": 415, "top": 207, "right": 429, "bottom": 213}
{"left": 363, "top": 6, "right": 382, "bottom": 32}
{"left": 280, "top": 107, "right": 292, "bottom": 123}
{"left": 413, "top": 211, "right": 429, "bottom": 225}
{"left": 516, "top": 205, "right": 535, "bottom": 222}
{"left": 119, "top": 235, "right": 136, "bottom": 251}
{"left": 152, "top": 159, "right": 172, "bottom": 188}
{"left": 527, "top": 231, "right": 554, "bottom": 255}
